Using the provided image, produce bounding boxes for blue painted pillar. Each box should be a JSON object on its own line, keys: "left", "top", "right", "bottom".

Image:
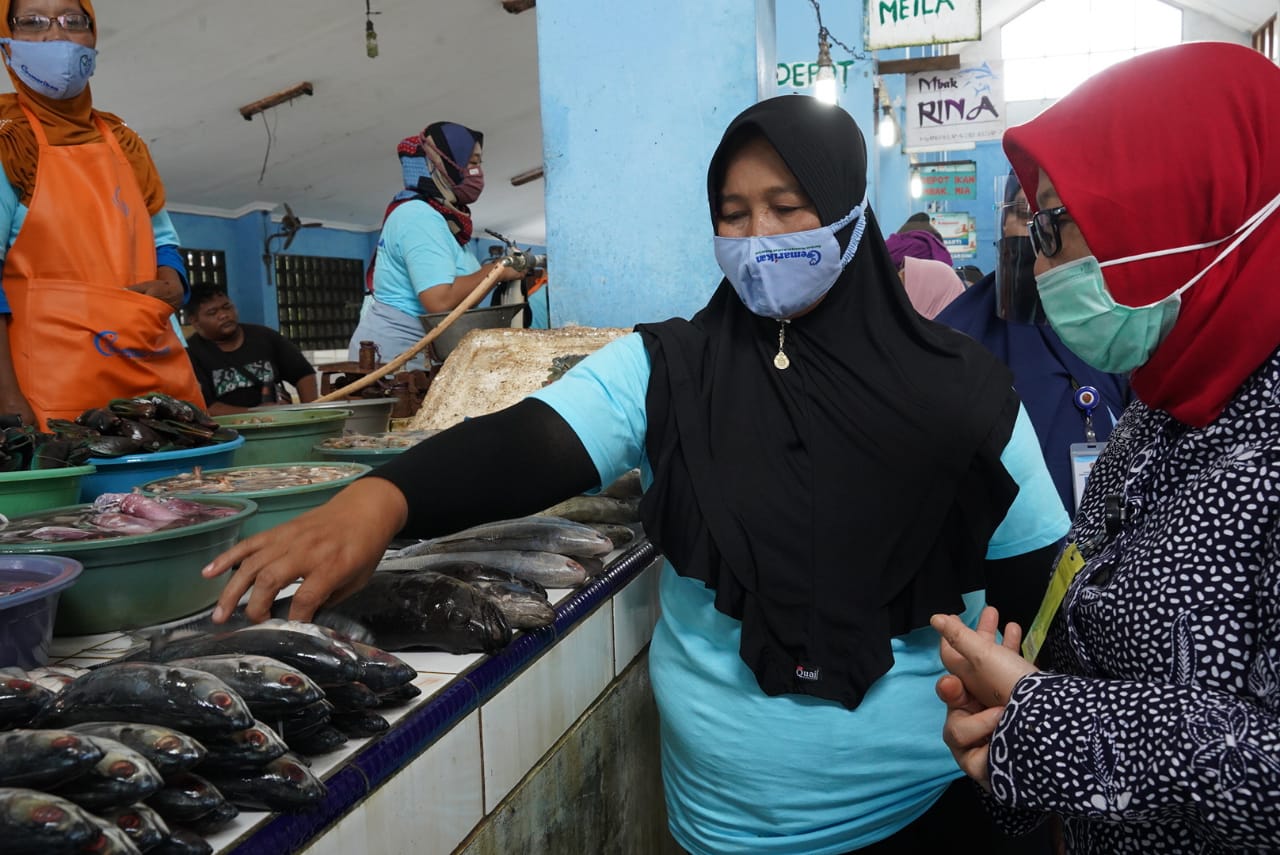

{"left": 537, "top": 0, "right": 776, "bottom": 327}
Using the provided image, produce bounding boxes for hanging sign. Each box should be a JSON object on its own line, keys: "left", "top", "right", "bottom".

{"left": 914, "top": 161, "right": 977, "bottom": 201}
{"left": 931, "top": 211, "right": 978, "bottom": 258}
{"left": 868, "top": 0, "right": 981, "bottom": 49}
{"left": 905, "top": 62, "right": 1005, "bottom": 152}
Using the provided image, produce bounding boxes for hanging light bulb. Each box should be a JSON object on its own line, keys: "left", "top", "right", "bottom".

{"left": 910, "top": 171, "right": 924, "bottom": 199}
{"left": 365, "top": 0, "right": 379, "bottom": 58}
{"left": 813, "top": 35, "right": 838, "bottom": 105}
{"left": 877, "top": 104, "right": 897, "bottom": 148}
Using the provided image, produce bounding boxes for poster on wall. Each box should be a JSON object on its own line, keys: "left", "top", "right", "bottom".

{"left": 868, "top": 0, "right": 981, "bottom": 49}
{"left": 931, "top": 212, "right": 978, "bottom": 258}
{"left": 914, "top": 161, "right": 977, "bottom": 202}
{"left": 905, "top": 62, "right": 1005, "bottom": 152}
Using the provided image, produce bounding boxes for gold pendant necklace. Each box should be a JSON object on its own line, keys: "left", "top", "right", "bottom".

{"left": 773, "top": 320, "right": 791, "bottom": 370}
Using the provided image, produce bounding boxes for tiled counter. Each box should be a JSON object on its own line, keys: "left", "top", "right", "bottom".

{"left": 54, "top": 539, "right": 662, "bottom": 855}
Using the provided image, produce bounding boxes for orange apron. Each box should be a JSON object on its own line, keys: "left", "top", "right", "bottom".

{"left": 2, "top": 101, "right": 204, "bottom": 430}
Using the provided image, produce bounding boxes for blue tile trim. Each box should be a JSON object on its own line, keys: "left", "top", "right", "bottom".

{"left": 225, "top": 539, "right": 659, "bottom": 854}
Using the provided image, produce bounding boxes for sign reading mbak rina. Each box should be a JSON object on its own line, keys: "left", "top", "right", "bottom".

{"left": 905, "top": 62, "right": 1005, "bottom": 152}
{"left": 868, "top": 0, "right": 981, "bottom": 50}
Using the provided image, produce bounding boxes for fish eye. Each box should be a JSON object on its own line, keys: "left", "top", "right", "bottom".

{"left": 117, "top": 814, "right": 141, "bottom": 830}
{"left": 109, "top": 760, "right": 137, "bottom": 778}
{"left": 283, "top": 763, "right": 306, "bottom": 782}
{"left": 280, "top": 673, "right": 303, "bottom": 687}
{"left": 51, "top": 734, "right": 79, "bottom": 749}
{"left": 209, "top": 691, "right": 233, "bottom": 708}
{"left": 8, "top": 677, "right": 33, "bottom": 691}
{"left": 155, "top": 735, "right": 181, "bottom": 752}
{"left": 32, "top": 804, "right": 67, "bottom": 824}
{"left": 247, "top": 730, "right": 266, "bottom": 746}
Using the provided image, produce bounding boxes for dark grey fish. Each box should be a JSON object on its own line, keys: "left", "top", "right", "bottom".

{"left": 311, "top": 571, "right": 511, "bottom": 654}
{"left": 399, "top": 515, "right": 613, "bottom": 558}
{"left": 539, "top": 494, "right": 641, "bottom": 524}
{"left": 82, "top": 816, "right": 142, "bottom": 855}
{"left": 145, "top": 772, "right": 228, "bottom": 825}
{"left": 468, "top": 579, "right": 556, "bottom": 630}
{"left": 600, "top": 468, "right": 643, "bottom": 499}
{"left": 182, "top": 799, "right": 239, "bottom": 835}
{"left": 196, "top": 720, "right": 289, "bottom": 772}
{"left": 0, "top": 729, "right": 103, "bottom": 789}
{"left": 0, "top": 674, "right": 54, "bottom": 729}
{"left": 50, "top": 735, "right": 163, "bottom": 811}
{"left": 587, "top": 522, "right": 636, "bottom": 548}
{"left": 273, "top": 700, "right": 334, "bottom": 739}
{"left": 40, "top": 662, "right": 252, "bottom": 735}
{"left": 323, "top": 681, "right": 379, "bottom": 712}
{"left": 430, "top": 564, "right": 549, "bottom": 599}
{"left": 68, "top": 722, "right": 205, "bottom": 778}
{"left": 149, "top": 828, "right": 212, "bottom": 855}
{"left": 330, "top": 709, "right": 390, "bottom": 739}
{"left": 168, "top": 654, "right": 324, "bottom": 716}
{"left": 203, "top": 753, "right": 326, "bottom": 813}
{"left": 284, "top": 724, "right": 348, "bottom": 756}
{"left": 0, "top": 786, "right": 101, "bottom": 855}
{"left": 134, "top": 628, "right": 361, "bottom": 689}
{"left": 380, "top": 550, "right": 587, "bottom": 588}
{"left": 343, "top": 639, "right": 417, "bottom": 693}
{"left": 376, "top": 682, "right": 422, "bottom": 707}
{"left": 100, "top": 803, "right": 170, "bottom": 854}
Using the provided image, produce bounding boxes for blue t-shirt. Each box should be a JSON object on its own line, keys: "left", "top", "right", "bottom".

{"left": 531, "top": 333, "right": 1069, "bottom": 855}
{"left": 0, "top": 177, "right": 186, "bottom": 312}
{"left": 371, "top": 200, "right": 481, "bottom": 317}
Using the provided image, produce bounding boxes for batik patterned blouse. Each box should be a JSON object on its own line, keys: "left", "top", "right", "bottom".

{"left": 987, "top": 347, "right": 1280, "bottom": 853}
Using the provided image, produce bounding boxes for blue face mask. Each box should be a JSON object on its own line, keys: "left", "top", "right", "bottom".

{"left": 0, "top": 38, "right": 97, "bottom": 100}
{"left": 1036, "top": 190, "right": 1280, "bottom": 373}
{"left": 714, "top": 199, "right": 867, "bottom": 319}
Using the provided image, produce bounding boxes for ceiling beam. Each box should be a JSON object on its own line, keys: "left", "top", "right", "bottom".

{"left": 502, "top": 0, "right": 535, "bottom": 13}
{"left": 875, "top": 55, "right": 961, "bottom": 75}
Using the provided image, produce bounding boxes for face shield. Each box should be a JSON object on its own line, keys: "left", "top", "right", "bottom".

{"left": 994, "top": 173, "right": 1045, "bottom": 324}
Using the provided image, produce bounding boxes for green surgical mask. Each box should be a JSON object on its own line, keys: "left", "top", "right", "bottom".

{"left": 1036, "top": 190, "right": 1280, "bottom": 373}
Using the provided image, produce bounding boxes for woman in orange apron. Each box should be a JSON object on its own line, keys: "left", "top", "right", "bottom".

{"left": 0, "top": 0, "right": 204, "bottom": 430}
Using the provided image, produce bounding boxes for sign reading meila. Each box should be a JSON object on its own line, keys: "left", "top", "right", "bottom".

{"left": 868, "top": 0, "right": 981, "bottom": 50}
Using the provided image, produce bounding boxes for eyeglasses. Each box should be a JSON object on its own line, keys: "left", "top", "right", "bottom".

{"left": 1027, "top": 205, "right": 1070, "bottom": 258}
{"left": 9, "top": 13, "right": 93, "bottom": 33}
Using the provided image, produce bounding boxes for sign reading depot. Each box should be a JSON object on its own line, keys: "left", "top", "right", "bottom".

{"left": 868, "top": 0, "right": 981, "bottom": 50}
{"left": 913, "top": 161, "right": 977, "bottom": 202}
{"left": 776, "top": 60, "right": 857, "bottom": 94}
{"left": 905, "top": 62, "right": 1005, "bottom": 152}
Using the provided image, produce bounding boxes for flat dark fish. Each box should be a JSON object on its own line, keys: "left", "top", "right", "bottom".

{"left": 284, "top": 724, "right": 348, "bottom": 756}
{"left": 271, "top": 700, "right": 333, "bottom": 740}
{"left": 587, "top": 522, "right": 636, "bottom": 548}
{"left": 100, "top": 803, "right": 170, "bottom": 854}
{"left": 313, "top": 571, "right": 511, "bottom": 654}
{"left": 196, "top": 720, "right": 289, "bottom": 772}
{"left": 203, "top": 753, "right": 326, "bottom": 813}
{"left": 168, "top": 654, "right": 324, "bottom": 716}
{"left": 330, "top": 709, "right": 390, "bottom": 739}
{"left": 323, "top": 681, "right": 380, "bottom": 712}
{"left": 135, "top": 628, "right": 361, "bottom": 689}
{"left": 376, "top": 682, "right": 422, "bottom": 707}
{"left": 0, "top": 729, "right": 104, "bottom": 789}
{"left": 0, "top": 674, "right": 54, "bottom": 729}
{"left": 68, "top": 722, "right": 205, "bottom": 779}
{"left": 149, "top": 828, "right": 212, "bottom": 855}
{"left": 41, "top": 662, "right": 253, "bottom": 735}
{"left": 145, "top": 772, "right": 228, "bottom": 825}
{"left": 183, "top": 799, "right": 239, "bottom": 835}
{"left": 342, "top": 638, "right": 417, "bottom": 693}
{"left": 50, "top": 735, "right": 163, "bottom": 811}
{"left": 401, "top": 515, "right": 613, "bottom": 558}
{"left": 0, "top": 786, "right": 100, "bottom": 855}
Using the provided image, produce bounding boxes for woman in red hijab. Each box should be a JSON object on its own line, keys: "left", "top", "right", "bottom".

{"left": 932, "top": 42, "right": 1280, "bottom": 852}
{"left": 0, "top": 0, "right": 203, "bottom": 429}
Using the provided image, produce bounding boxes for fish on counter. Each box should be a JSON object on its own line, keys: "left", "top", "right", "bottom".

{"left": 397, "top": 515, "right": 614, "bottom": 559}
{"left": 49, "top": 735, "right": 163, "bottom": 811}
{"left": 538, "top": 494, "right": 641, "bottom": 525}
{"left": 460, "top": 577, "right": 555, "bottom": 630}
{"left": 202, "top": 754, "right": 326, "bottom": 814}
{"left": 0, "top": 673, "right": 54, "bottom": 729}
{"left": 131, "top": 626, "right": 362, "bottom": 689}
{"left": 145, "top": 772, "right": 230, "bottom": 827}
{"left": 81, "top": 815, "right": 142, "bottom": 855}
{"left": 0, "top": 786, "right": 102, "bottom": 855}
{"left": 301, "top": 571, "right": 512, "bottom": 654}
{"left": 99, "top": 802, "right": 170, "bottom": 854}
{"left": 329, "top": 709, "right": 390, "bottom": 739}
{"left": 0, "top": 729, "right": 103, "bottom": 789}
{"left": 167, "top": 654, "right": 325, "bottom": 717}
{"left": 182, "top": 798, "right": 240, "bottom": 835}
{"left": 379, "top": 550, "right": 588, "bottom": 589}
{"left": 585, "top": 522, "right": 636, "bottom": 548}
{"left": 39, "top": 662, "right": 253, "bottom": 735}
{"left": 195, "top": 721, "right": 289, "bottom": 773}
{"left": 149, "top": 827, "right": 213, "bottom": 855}
{"left": 283, "top": 724, "right": 348, "bottom": 756}
{"left": 67, "top": 722, "right": 205, "bottom": 779}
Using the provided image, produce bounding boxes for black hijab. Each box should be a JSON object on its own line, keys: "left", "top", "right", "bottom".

{"left": 635, "top": 96, "right": 1021, "bottom": 710}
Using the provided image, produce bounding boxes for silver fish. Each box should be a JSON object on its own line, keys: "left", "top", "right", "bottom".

{"left": 400, "top": 515, "right": 613, "bottom": 558}
{"left": 539, "top": 494, "right": 641, "bottom": 524}
{"left": 379, "top": 550, "right": 588, "bottom": 588}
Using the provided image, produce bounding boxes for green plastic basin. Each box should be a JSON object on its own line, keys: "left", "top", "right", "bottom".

{"left": 213, "top": 410, "right": 351, "bottom": 468}
{"left": 0, "top": 465, "right": 96, "bottom": 518}
{"left": 311, "top": 444, "right": 407, "bottom": 467}
{"left": 139, "top": 463, "right": 370, "bottom": 539}
{"left": 0, "top": 497, "right": 257, "bottom": 636}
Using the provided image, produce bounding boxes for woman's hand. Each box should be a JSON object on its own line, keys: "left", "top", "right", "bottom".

{"left": 0, "top": 388, "right": 36, "bottom": 427}
{"left": 202, "top": 477, "right": 409, "bottom": 623}
{"left": 931, "top": 607, "right": 1039, "bottom": 789}
{"left": 127, "top": 278, "right": 184, "bottom": 311}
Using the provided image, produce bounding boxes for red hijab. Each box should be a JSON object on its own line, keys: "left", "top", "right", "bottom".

{"left": 1004, "top": 42, "right": 1280, "bottom": 427}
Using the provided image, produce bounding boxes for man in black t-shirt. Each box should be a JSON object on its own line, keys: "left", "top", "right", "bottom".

{"left": 185, "top": 286, "right": 318, "bottom": 414}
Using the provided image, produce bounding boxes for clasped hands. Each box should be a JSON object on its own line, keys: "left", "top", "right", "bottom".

{"left": 930, "top": 606, "right": 1039, "bottom": 790}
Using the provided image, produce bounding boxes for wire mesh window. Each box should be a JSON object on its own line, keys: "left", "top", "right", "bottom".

{"left": 275, "top": 255, "right": 365, "bottom": 351}
{"left": 177, "top": 248, "right": 227, "bottom": 326}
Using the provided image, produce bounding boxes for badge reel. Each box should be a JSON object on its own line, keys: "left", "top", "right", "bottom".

{"left": 1068, "top": 385, "right": 1106, "bottom": 512}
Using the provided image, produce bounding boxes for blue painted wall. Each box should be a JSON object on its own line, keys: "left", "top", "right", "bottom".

{"left": 537, "top": 0, "right": 775, "bottom": 328}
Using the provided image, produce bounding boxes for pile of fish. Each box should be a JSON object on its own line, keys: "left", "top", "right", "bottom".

{"left": 143, "top": 464, "right": 364, "bottom": 495}
{"left": 317, "top": 430, "right": 439, "bottom": 450}
{"left": 0, "top": 622, "right": 421, "bottom": 853}
{"left": 0, "top": 423, "right": 93, "bottom": 471}
{"left": 304, "top": 470, "right": 645, "bottom": 654}
{"left": 0, "top": 494, "right": 237, "bottom": 544}
{"left": 46, "top": 395, "right": 237, "bottom": 460}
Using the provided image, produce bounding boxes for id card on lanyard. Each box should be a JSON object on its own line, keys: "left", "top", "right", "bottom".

{"left": 1070, "top": 441, "right": 1106, "bottom": 513}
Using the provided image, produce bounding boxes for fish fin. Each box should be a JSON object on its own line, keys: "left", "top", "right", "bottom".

{"left": 310, "top": 611, "right": 377, "bottom": 646}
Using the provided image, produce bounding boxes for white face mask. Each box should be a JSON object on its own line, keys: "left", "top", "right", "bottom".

{"left": 713, "top": 198, "right": 867, "bottom": 319}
